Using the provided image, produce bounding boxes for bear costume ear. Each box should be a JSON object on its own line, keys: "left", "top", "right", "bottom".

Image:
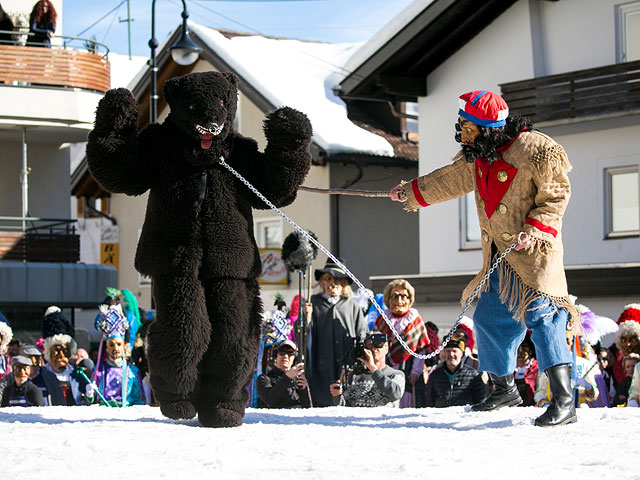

{"left": 162, "top": 76, "right": 181, "bottom": 107}
{"left": 222, "top": 72, "right": 239, "bottom": 88}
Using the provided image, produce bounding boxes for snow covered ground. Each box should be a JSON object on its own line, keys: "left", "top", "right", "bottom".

{"left": 3, "top": 405, "right": 640, "bottom": 479}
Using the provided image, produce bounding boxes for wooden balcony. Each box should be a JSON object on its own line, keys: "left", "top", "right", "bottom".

{"left": 0, "top": 217, "right": 80, "bottom": 263}
{"left": 0, "top": 42, "right": 110, "bottom": 93}
{"left": 500, "top": 60, "right": 640, "bottom": 124}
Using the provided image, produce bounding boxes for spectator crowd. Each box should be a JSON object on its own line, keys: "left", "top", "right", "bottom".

{"left": 2, "top": 264, "right": 639, "bottom": 413}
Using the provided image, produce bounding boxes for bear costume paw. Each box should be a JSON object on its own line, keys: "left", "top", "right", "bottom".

{"left": 93, "top": 88, "right": 139, "bottom": 135}
{"left": 263, "top": 106, "right": 312, "bottom": 152}
{"left": 160, "top": 398, "right": 197, "bottom": 421}
{"left": 198, "top": 408, "right": 243, "bottom": 428}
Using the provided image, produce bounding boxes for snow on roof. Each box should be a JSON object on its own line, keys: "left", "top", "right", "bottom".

{"left": 189, "top": 23, "right": 394, "bottom": 157}
{"left": 341, "top": 0, "right": 433, "bottom": 78}
{"left": 108, "top": 52, "right": 149, "bottom": 90}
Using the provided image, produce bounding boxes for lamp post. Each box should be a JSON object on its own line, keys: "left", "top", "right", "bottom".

{"left": 149, "top": 0, "right": 202, "bottom": 124}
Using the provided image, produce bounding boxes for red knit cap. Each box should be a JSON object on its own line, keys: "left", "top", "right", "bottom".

{"left": 458, "top": 90, "right": 509, "bottom": 127}
{"left": 617, "top": 303, "right": 640, "bottom": 325}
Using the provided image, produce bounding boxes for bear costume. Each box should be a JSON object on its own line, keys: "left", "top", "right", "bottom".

{"left": 86, "top": 71, "right": 312, "bottom": 427}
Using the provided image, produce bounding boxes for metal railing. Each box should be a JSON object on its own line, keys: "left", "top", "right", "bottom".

{"left": 500, "top": 60, "right": 640, "bottom": 124}
{"left": 0, "top": 30, "right": 111, "bottom": 92}
{"left": 0, "top": 216, "right": 79, "bottom": 263}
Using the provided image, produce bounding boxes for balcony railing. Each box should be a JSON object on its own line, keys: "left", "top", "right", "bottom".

{"left": 0, "top": 31, "right": 111, "bottom": 92}
{"left": 0, "top": 216, "right": 79, "bottom": 263}
{"left": 500, "top": 60, "right": 640, "bottom": 124}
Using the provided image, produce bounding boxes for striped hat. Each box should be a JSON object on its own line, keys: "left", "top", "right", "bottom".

{"left": 458, "top": 90, "right": 509, "bottom": 127}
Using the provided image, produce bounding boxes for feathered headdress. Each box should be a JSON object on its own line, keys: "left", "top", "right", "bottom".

{"left": 577, "top": 304, "right": 618, "bottom": 346}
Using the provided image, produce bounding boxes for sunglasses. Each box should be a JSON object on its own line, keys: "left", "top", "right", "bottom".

{"left": 277, "top": 349, "right": 296, "bottom": 357}
{"left": 598, "top": 356, "right": 609, "bottom": 361}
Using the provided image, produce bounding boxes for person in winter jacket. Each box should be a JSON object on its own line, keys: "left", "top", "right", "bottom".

{"left": 329, "top": 332, "right": 405, "bottom": 407}
{"left": 1, "top": 356, "right": 45, "bottom": 407}
{"left": 256, "top": 340, "right": 310, "bottom": 408}
{"left": 425, "top": 332, "right": 488, "bottom": 408}
{"left": 391, "top": 90, "right": 577, "bottom": 427}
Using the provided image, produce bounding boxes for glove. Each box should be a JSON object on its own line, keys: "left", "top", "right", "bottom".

{"left": 575, "top": 377, "right": 592, "bottom": 389}
{"left": 85, "top": 382, "right": 98, "bottom": 398}
{"left": 627, "top": 399, "right": 639, "bottom": 408}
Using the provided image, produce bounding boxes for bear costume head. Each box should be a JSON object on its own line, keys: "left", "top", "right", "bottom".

{"left": 163, "top": 71, "right": 239, "bottom": 151}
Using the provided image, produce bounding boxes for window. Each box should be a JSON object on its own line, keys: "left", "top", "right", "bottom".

{"left": 605, "top": 166, "right": 639, "bottom": 238}
{"left": 254, "top": 217, "right": 282, "bottom": 248}
{"left": 460, "top": 192, "right": 481, "bottom": 249}
{"left": 616, "top": 2, "right": 640, "bottom": 62}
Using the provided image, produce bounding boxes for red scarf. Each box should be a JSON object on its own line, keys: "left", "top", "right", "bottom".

{"left": 374, "top": 308, "right": 430, "bottom": 365}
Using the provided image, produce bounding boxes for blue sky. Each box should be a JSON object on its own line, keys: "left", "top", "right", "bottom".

{"left": 61, "top": 0, "right": 415, "bottom": 57}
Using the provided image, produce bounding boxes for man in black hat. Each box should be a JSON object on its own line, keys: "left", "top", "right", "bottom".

{"left": 425, "top": 330, "right": 488, "bottom": 408}
{"left": 306, "top": 258, "right": 369, "bottom": 406}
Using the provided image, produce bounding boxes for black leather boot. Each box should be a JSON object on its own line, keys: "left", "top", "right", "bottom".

{"left": 534, "top": 364, "right": 577, "bottom": 427}
{"left": 471, "top": 373, "right": 522, "bottom": 411}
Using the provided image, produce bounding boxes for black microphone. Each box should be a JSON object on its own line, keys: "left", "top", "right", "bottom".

{"left": 281, "top": 230, "right": 318, "bottom": 272}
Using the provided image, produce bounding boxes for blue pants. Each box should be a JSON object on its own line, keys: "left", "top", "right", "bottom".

{"left": 473, "top": 269, "right": 571, "bottom": 376}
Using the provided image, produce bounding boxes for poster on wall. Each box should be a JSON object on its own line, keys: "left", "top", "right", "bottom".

{"left": 100, "top": 224, "right": 119, "bottom": 270}
{"left": 258, "top": 248, "right": 288, "bottom": 285}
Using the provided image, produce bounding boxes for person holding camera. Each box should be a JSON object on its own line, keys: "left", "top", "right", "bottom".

{"left": 330, "top": 332, "right": 405, "bottom": 407}
{"left": 306, "top": 259, "right": 369, "bottom": 407}
{"left": 256, "top": 340, "right": 311, "bottom": 409}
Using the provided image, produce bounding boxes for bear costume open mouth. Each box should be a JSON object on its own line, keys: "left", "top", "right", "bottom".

{"left": 195, "top": 123, "right": 225, "bottom": 149}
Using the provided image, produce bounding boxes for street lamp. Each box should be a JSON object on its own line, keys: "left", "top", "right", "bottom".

{"left": 148, "top": 0, "right": 202, "bottom": 123}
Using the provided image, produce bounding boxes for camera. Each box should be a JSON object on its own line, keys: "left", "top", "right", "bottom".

{"left": 342, "top": 338, "right": 367, "bottom": 375}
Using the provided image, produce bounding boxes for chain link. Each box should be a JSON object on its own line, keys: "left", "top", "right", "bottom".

{"left": 218, "top": 156, "right": 518, "bottom": 360}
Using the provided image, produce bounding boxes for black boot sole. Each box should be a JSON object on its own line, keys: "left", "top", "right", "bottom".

{"left": 471, "top": 396, "right": 523, "bottom": 412}
{"left": 534, "top": 413, "right": 578, "bottom": 427}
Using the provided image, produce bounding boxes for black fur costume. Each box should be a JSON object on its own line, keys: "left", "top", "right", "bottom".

{"left": 86, "top": 71, "right": 312, "bottom": 427}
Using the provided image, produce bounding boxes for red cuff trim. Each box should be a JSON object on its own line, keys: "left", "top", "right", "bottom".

{"left": 411, "top": 178, "right": 430, "bottom": 207}
{"left": 525, "top": 217, "right": 557, "bottom": 237}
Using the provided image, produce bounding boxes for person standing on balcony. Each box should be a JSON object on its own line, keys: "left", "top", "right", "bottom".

{"left": 28, "top": 0, "right": 56, "bottom": 48}
{"left": 0, "top": 3, "right": 15, "bottom": 45}
{"left": 390, "top": 90, "right": 577, "bottom": 427}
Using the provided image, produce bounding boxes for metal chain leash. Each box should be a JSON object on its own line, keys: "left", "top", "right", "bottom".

{"left": 218, "top": 156, "right": 518, "bottom": 360}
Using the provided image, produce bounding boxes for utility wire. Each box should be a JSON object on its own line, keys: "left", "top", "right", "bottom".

{"left": 75, "top": 0, "right": 127, "bottom": 37}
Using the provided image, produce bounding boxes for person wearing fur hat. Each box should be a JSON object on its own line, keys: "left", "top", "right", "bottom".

{"left": 391, "top": 90, "right": 577, "bottom": 427}
{"left": 613, "top": 304, "right": 640, "bottom": 384}
{"left": 41, "top": 306, "right": 91, "bottom": 405}
{"left": 21, "top": 344, "right": 65, "bottom": 406}
{"left": 1, "top": 356, "right": 45, "bottom": 407}
{"left": 305, "top": 258, "right": 369, "bottom": 407}
{"left": 0, "top": 310, "right": 13, "bottom": 381}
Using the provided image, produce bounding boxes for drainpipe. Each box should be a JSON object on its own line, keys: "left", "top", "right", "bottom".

{"left": 20, "top": 128, "right": 29, "bottom": 233}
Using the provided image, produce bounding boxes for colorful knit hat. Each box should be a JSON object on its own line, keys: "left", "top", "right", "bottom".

{"left": 617, "top": 303, "right": 640, "bottom": 325}
{"left": 0, "top": 310, "right": 12, "bottom": 350}
{"left": 458, "top": 90, "right": 509, "bottom": 127}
